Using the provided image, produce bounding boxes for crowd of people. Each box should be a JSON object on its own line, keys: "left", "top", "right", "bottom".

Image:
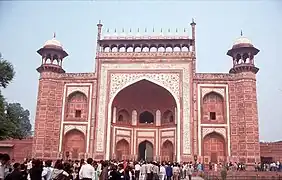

{"left": 1, "top": 153, "right": 282, "bottom": 180}
{"left": 0, "top": 153, "right": 196, "bottom": 180}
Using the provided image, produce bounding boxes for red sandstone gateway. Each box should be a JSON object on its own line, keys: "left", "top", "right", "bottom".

{"left": 31, "top": 20, "right": 261, "bottom": 166}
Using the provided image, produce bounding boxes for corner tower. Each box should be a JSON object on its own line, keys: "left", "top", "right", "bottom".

{"left": 227, "top": 33, "right": 260, "bottom": 167}
{"left": 37, "top": 34, "right": 68, "bottom": 73}
{"left": 33, "top": 34, "right": 67, "bottom": 159}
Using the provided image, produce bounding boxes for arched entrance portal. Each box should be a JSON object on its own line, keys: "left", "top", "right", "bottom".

{"left": 203, "top": 132, "right": 226, "bottom": 163}
{"left": 110, "top": 79, "right": 178, "bottom": 160}
{"left": 115, "top": 139, "right": 130, "bottom": 161}
{"left": 161, "top": 140, "right": 174, "bottom": 162}
{"left": 138, "top": 141, "right": 153, "bottom": 161}
{"left": 63, "top": 129, "right": 86, "bottom": 159}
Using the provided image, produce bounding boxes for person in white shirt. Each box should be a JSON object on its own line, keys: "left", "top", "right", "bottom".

{"left": 135, "top": 162, "right": 141, "bottom": 180}
{"left": 79, "top": 158, "right": 95, "bottom": 180}
{"left": 159, "top": 164, "right": 166, "bottom": 180}
{"left": 0, "top": 153, "right": 10, "bottom": 180}
{"left": 41, "top": 160, "right": 53, "bottom": 180}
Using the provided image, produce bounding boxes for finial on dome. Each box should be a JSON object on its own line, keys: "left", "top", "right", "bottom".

{"left": 99, "top": 20, "right": 101, "bottom": 24}
{"left": 190, "top": 18, "right": 196, "bottom": 25}
{"left": 53, "top": 32, "right": 56, "bottom": 38}
{"left": 240, "top": 30, "right": 243, "bottom": 36}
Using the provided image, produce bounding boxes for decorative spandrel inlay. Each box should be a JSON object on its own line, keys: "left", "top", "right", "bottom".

{"left": 64, "top": 125, "right": 86, "bottom": 135}
{"left": 201, "top": 88, "right": 225, "bottom": 98}
{"left": 109, "top": 73, "right": 180, "bottom": 101}
{"left": 67, "top": 86, "right": 89, "bottom": 98}
{"left": 202, "top": 127, "right": 226, "bottom": 139}
{"left": 96, "top": 63, "right": 191, "bottom": 155}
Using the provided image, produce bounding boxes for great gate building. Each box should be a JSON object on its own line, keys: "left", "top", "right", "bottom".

{"left": 33, "top": 20, "right": 261, "bottom": 164}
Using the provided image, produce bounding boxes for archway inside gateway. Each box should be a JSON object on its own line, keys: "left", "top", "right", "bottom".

{"left": 112, "top": 79, "right": 177, "bottom": 125}
{"left": 138, "top": 141, "right": 153, "bottom": 161}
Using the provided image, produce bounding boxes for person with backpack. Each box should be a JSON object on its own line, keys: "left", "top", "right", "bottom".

{"left": 50, "top": 160, "right": 69, "bottom": 180}
{"left": 42, "top": 160, "right": 53, "bottom": 180}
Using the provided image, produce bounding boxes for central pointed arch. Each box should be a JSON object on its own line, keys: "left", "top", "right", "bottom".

{"left": 106, "top": 76, "right": 181, "bottom": 161}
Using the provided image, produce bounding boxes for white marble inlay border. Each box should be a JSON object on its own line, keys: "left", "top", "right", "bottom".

{"left": 95, "top": 63, "right": 191, "bottom": 162}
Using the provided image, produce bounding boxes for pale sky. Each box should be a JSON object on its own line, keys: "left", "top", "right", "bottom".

{"left": 0, "top": 1, "right": 281, "bottom": 142}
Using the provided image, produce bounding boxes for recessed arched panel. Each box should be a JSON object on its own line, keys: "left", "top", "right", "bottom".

{"left": 63, "top": 129, "right": 86, "bottom": 160}
{"left": 202, "top": 91, "right": 225, "bottom": 123}
{"left": 115, "top": 139, "right": 130, "bottom": 161}
{"left": 117, "top": 109, "right": 130, "bottom": 124}
{"left": 66, "top": 91, "right": 88, "bottom": 119}
{"left": 162, "top": 110, "right": 174, "bottom": 124}
{"left": 203, "top": 132, "right": 226, "bottom": 163}
{"left": 161, "top": 140, "right": 174, "bottom": 162}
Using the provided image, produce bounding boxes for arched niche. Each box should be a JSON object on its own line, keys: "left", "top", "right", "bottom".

{"left": 202, "top": 92, "right": 225, "bottom": 123}
{"left": 162, "top": 110, "right": 174, "bottom": 124}
{"left": 202, "top": 132, "right": 226, "bottom": 163}
{"left": 66, "top": 91, "right": 88, "bottom": 119}
{"left": 161, "top": 140, "right": 174, "bottom": 162}
{"left": 63, "top": 129, "right": 86, "bottom": 160}
{"left": 116, "top": 109, "right": 130, "bottom": 124}
{"left": 139, "top": 111, "right": 154, "bottom": 124}
{"left": 115, "top": 139, "right": 130, "bottom": 161}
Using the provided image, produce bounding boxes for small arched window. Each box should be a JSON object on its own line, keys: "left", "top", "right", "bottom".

{"left": 139, "top": 111, "right": 154, "bottom": 124}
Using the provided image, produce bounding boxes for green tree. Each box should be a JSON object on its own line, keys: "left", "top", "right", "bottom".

{"left": 0, "top": 53, "right": 15, "bottom": 88}
{"left": 0, "top": 53, "right": 32, "bottom": 140}
{"left": 6, "top": 103, "right": 32, "bottom": 139}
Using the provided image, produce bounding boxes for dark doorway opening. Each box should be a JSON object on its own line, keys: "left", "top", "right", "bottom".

{"left": 138, "top": 141, "right": 153, "bottom": 161}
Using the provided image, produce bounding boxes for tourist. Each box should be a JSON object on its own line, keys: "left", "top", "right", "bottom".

{"left": 172, "top": 164, "right": 180, "bottom": 180}
{"left": 29, "top": 159, "right": 43, "bottom": 180}
{"left": 159, "top": 163, "right": 166, "bottom": 180}
{"left": 117, "top": 164, "right": 125, "bottom": 180}
{"left": 0, "top": 153, "right": 11, "bottom": 180}
{"left": 140, "top": 162, "right": 146, "bottom": 180}
{"left": 186, "top": 164, "right": 193, "bottom": 180}
{"left": 5, "top": 163, "right": 22, "bottom": 180}
{"left": 20, "top": 164, "right": 28, "bottom": 180}
{"left": 79, "top": 158, "right": 95, "bottom": 180}
{"left": 42, "top": 160, "right": 53, "bottom": 180}
{"left": 134, "top": 162, "right": 140, "bottom": 180}
{"left": 165, "top": 164, "right": 172, "bottom": 180}
{"left": 152, "top": 162, "right": 159, "bottom": 180}
{"left": 50, "top": 160, "right": 69, "bottom": 180}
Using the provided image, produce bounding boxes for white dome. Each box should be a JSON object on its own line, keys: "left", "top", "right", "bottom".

{"left": 233, "top": 36, "right": 252, "bottom": 46}
{"left": 44, "top": 38, "right": 63, "bottom": 48}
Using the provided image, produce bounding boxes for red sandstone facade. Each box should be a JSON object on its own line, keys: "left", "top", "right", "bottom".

{"left": 32, "top": 20, "right": 261, "bottom": 165}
